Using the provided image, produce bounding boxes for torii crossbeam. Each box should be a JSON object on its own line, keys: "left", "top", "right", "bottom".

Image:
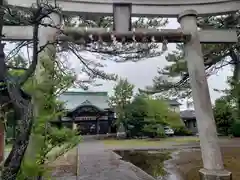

{"left": 2, "top": 26, "right": 238, "bottom": 44}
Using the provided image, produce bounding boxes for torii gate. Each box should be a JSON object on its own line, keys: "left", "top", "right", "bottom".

{"left": 3, "top": 0, "right": 240, "bottom": 179}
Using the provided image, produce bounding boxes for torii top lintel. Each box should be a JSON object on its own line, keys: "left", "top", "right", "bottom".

{"left": 7, "top": 0, "right": 240, "bottom": 17}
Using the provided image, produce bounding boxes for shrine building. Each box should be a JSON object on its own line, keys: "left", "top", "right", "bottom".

{"left": 52, "top": 91, "right": 116, "bottom": 135}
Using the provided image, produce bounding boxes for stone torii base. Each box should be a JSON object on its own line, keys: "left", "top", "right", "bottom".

{"left": 199, "top": 169, "right": 232, "bottom": 180}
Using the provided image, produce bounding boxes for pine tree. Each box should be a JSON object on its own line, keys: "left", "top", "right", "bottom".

{"left": 143, "top": 12, "right": 240, "bottom": 102}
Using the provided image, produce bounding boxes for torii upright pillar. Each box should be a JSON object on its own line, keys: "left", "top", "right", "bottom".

{"left": 26, "top": 12, "right": 61, "bottom": 159}
{"left": 178, "top": 10, "right": 232, "bottom": 180}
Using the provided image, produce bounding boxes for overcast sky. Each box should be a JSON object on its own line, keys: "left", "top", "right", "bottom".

{"left": 6, "top": 18, "right": 232, "bottom": 110}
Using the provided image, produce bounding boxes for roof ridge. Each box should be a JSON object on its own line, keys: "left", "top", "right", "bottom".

{"left": 62, "top": 91, "right": 108, "bottom": 95}
{"left": 64, "top": 90, "right": 108, "bottom": 93}
{"left": 81, "top": 100, "right": 93, "bottom": 105}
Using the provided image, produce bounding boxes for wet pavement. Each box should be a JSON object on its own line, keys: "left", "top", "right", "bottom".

{"left": 161, "top": 151, "right": 186, "bottom": 180}
{"left": 77, "top": 137, "right": 240, "bottom": 180}
{"left": 78, "top": 141, "right": 156, "bottom": 180}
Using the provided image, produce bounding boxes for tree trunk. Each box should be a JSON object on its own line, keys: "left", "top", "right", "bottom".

{"left": 2, "top": 84, "right": 34, "bottom": 180}
{"left": 2, "top": 105, "right": 33, "bottom": 180}
{"left": 0, "top": 109, "right": 5, "bottom": 163}
{"left": 25, "top": 12, "right": 60, "bottom": 161}
{"left": 231, "top": 50, "right": 240, "bottom": 119}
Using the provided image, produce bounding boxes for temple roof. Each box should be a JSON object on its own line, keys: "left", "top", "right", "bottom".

{"left": 180, "top": 110, "right": 196, "bottom": 120}
{"left": 58, "top": 91, "right": 109, "bottom": 111}
{"left": 81, "top": 100, "right": 93, "bottom": 106}
{"left": 166, "top": 99, "right": 181, "bottom": 106}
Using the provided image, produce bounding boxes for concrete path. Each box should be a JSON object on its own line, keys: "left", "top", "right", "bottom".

{"left": 77, "top": 137, "right": 240, "bottom": 180}
{"left": 77, "top": 140, "right": 156, "bottom": 180}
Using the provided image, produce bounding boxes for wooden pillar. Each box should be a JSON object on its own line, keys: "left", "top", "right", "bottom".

{"left": 96, "top": 118, "right": 99, "bottom": 135}
{"left": 107, "top": 111, "right": 112, "bottom": 134}
{"left": 178, "top": 10, "right": 231, "bottom": 179}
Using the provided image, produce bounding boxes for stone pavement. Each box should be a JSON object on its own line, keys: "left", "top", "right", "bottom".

{"left": 76, "top": 137, "right": 240, "bottom": 180}
{"left": 77, "top": 141, "right": 156, "bottom": 180}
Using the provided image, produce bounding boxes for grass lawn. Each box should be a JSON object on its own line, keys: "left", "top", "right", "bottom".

{"left": 102, "top": 136, "right": 199, "bottom": 147}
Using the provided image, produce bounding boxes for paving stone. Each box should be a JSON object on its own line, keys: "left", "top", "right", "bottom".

{"left": 78, "top": 141, "right": 155, "bottom": 180}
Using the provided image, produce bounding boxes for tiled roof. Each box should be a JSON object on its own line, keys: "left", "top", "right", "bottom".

{"left": 81, "top": 100, "right": 93, "bottom": 106}
{"left": 166, "top": 99, "right": 181, "bottom": 106}
{"left": 58, "top": 91, "right": 109, "bottom": 111}
{"left": 180, "top": 110, "right": 196, "bottom": 119}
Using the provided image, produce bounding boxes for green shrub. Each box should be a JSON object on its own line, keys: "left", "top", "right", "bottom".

{"left": 17, "top": 134, "right": 81, "bottom": 180}
{"left": 48, "top": 127, "right": 77, "bottom": 146}
{"left": 156, "top": 125, "right": 166, "bottom": 138}
{"left": 143, "top": 123, "right": 166, "bottom": 138}
{"left": 17, "top": 161, "right": 45, "bottom": 180}
{"left": 173, "top": 126, "right": 193, "bottom": 136}
{"left": 232, "top": 121, "right": 240, "bottom": 137}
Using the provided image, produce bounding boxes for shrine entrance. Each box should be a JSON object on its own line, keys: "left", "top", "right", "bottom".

{"left": 61, "top": 104, "right": 116, "bottom": 135}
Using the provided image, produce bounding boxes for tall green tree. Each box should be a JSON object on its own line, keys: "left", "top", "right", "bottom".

{"left": 124, "top": 94, "right": 183, "bottom": 138}
{"left": 109, "top": 78, "right": 134, "bottom": 128}
{"left": 143, "top": 98, "right": 182, "bottom": 137}
{"left": 124, "top": 94, "right": 148, "bottom": 137}
{"left": 143, "top": 12, "right": 240, "bottom": 103}
{"left": 213, "top": 97, "right": 235, "bottom": 136}
{"left": 145, "top": 98, "right": 183, "bottom": 127}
